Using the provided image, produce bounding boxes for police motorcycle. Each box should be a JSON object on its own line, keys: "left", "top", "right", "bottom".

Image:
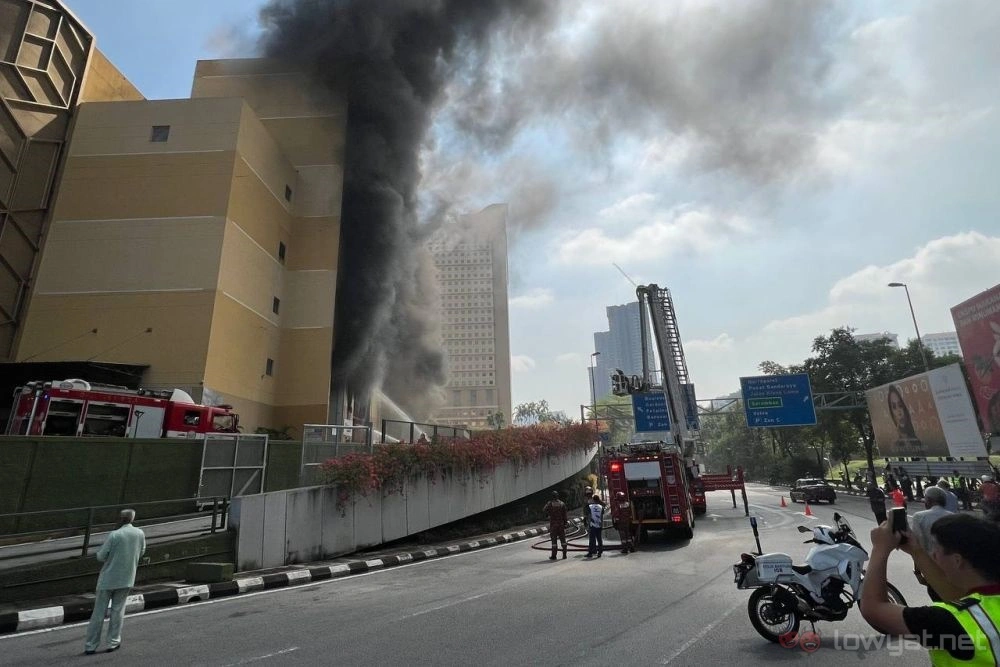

{"left": 733, "top": 512, "right": 907, "bottom": 642}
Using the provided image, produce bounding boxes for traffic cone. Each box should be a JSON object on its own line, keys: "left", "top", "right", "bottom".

{"left": 804, "top": 502, "right": 814, "bottom": 517}
{"left": 780, "top": 496, "right": 788, "bottom": 508}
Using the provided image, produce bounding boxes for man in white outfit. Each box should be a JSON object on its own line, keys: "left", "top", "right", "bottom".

{"left": 84, "top": 509, "right": 146, "bottom": 654}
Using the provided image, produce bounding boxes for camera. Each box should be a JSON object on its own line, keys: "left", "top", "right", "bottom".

{"left": 890, "top": 507, "right": 909, "bottom": 544}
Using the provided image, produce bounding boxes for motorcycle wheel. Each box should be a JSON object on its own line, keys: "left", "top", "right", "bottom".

{"left": 858, "top": 581, "right": 907, "bottom": 610}
{"left": 748, "top": 587, "right": 801, "bottom": 643}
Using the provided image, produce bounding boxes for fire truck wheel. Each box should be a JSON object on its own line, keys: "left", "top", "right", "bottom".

{"left": 677, "top": 520, "right": 693, "bottom": 540}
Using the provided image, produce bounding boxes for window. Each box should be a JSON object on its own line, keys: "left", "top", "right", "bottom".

{"left": 470, "top": 389, "right": 478, "bottom": 405}
{"left": 278, "top": 241, "right": 286, "bottom": 263}
{"left": 272, "top": 297, "right": 280, "bottom": 314}
{"left": 265, "top": 358, "right": 274, "bottom": 376}
{"left": 150, "top": 125, "right": 170, "bottom": 142}
{"left": 284, "top": 185, "right": 293, "bottom": 202}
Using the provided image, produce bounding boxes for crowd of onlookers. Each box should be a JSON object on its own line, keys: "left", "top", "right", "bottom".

{"left": 836, "top": 461, "right": 1000, "bottom": 522}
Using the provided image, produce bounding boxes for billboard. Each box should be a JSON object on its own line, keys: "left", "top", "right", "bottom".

{"left": 950, "top": 283, "right": 1000, "bottom": 434}
{"left": 865, "top": 364, "right": 987, "bottom": 458}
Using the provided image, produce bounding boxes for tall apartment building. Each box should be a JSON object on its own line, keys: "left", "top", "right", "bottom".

{"left": 9, "top": 54, "right": 346, "bottom": 433}
{"left": 427, "top": 205, "right": 512, "bottom": 429}
{"left": 591, "top": 301, "right": 655, "bottom": 402}
{"left": 923, "top": 331, "right": 961, "bottom": 358}
{"left": 853, "top": 332, "right": 900, "bottom": 348}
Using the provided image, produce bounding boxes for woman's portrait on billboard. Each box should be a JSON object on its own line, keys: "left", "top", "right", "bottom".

{"left": 888, "top": 384, "right": 923, "bottom": 450}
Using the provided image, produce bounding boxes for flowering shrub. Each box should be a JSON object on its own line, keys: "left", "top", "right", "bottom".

{"left": 319, "top": 423, "right": 595, "bottom": 508}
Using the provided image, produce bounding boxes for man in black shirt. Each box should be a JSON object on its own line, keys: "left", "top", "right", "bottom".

{"left": 860, "top": 514, "right": 1000, "bottom": 664}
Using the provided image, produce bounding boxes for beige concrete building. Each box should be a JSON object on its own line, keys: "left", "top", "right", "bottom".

{"left": 427, "top": 205, "right": 512, "bottom": 429}
{"left": 0, "top": 0, "right": 142, "bottom": 359}
{"left": 11, "top": 55, "right": 347, "bottom": 434}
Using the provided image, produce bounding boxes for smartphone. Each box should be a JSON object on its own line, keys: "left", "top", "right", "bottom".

{"left": 890, "top": 507, "right": 909, "bottom": 544}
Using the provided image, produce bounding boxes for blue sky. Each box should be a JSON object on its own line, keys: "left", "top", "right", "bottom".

{"left": 65, "top": 0, "right": 1000, "bottom": 419}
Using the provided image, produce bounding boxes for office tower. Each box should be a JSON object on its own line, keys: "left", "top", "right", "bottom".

{"left": 427, "top": 205, "right": 512, "bottom": 429}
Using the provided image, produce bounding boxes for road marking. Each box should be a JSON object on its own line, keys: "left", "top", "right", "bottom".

{"left": 222, "top": 646, "right": 299, "bottom": 665}
{"left": 398, "top": 591, "right": 491, "bottom": 620}
{"left": 660, "top": 604, "right": 738, "bottom": 665}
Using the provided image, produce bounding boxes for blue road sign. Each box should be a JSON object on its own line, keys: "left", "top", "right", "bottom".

{"left": 632, "top": 391, "right": 671, "bottom": 432}
{"left": 740, "top": 373, "right": 817, "bottom": 428}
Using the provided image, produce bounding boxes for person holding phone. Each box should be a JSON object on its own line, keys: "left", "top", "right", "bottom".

{"left": 861, "top": 514, "right": 1000, "bottom": 665}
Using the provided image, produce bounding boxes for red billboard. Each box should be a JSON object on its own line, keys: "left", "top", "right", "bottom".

{"left": 951, "top": 283, "right": 1000, "bottom": 434}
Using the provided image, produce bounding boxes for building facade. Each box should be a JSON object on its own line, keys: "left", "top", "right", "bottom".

{"left": 427, "top": 205, "right": 512, "bottom": 429}
{"left": 853, "top": 332, "right": 900, "bottom": 348}
{"left": 923, "top": 331, "right": 961, "bottom": 358}
{"left": 11, "top": 56, "right": 346, "bottom": 433}
{"left": 591, "top": 301, "right": 655, "bottom": 402}
{"left": 0, "top": 0, "right": 143, "bottom": 359}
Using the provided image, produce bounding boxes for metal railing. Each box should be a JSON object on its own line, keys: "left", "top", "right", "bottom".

{"left": 0, "top": 496, "right": 228, "bottom": 562}
{"left": 378, "top": 419, "right": 470, "bottom": 444}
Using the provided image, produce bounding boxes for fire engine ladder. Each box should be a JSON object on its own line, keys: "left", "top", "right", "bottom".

{"left": 638, "top": 284, "right": 691, "bottom": 445}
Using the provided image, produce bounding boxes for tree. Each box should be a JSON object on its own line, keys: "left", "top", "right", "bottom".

{"left": 485, "top": 410, "right": 505, "bottom": 430}
{"left": 802, "top": 328, "right": 904, "bottom": 481}
{"left": 591, "top": 393, "right": 636, "bottom": 445}
{"left": 513, "top": 400, "right": 571, "bottom": 426}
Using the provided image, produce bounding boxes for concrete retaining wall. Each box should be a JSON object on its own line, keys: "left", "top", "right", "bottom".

{"left": 231, "top": 445, "right": 598, "bottom": 571}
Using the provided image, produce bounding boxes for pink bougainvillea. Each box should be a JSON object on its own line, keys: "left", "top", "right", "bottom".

{"left": 319, "top": 424, "right": 595, "bottom": 508}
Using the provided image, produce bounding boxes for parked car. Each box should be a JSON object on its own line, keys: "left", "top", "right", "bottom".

{"left": 790, "top": 478, "right": 837, "bottom": 504}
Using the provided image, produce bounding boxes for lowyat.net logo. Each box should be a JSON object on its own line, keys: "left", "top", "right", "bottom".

{"left": 779, "top": 630, "right": 821, "bottom": 653}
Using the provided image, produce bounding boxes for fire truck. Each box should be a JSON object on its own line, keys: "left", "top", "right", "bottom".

{"left": 602, "top": 440, "right": 695, "bottom": 540}
{"left": 6, "top": 379, "right": 239, "bottom": 438}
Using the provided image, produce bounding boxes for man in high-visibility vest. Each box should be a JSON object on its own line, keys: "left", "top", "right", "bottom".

{"left": 861, "top": 513, "right": 1000, "bottom": 665}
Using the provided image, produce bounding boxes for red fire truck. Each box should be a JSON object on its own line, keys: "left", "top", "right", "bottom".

{"left": 6, "top": 379, "right": 239, "bottom": 438}
{"left": 602, "top": 441, "right": 695, "bottom": 540}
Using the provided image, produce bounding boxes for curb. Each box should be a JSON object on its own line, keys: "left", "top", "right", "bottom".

{"left": 0, "top": 520, "right": 580, "bottom": 636}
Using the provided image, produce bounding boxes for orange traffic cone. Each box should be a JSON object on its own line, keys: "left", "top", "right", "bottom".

{"left": 804, "top": 502, "right": 814, "bottom": 517}
{"left": 780, "top": 496, "right": 788, "bottom": 508}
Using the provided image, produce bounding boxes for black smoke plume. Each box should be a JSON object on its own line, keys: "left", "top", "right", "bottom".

{"left": 258, "top": 0, "right": 547, "bottom": 419}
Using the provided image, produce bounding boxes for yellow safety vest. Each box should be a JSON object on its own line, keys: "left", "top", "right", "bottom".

{"left": 928, "top": 593, "right": 1000, "bottom": 666}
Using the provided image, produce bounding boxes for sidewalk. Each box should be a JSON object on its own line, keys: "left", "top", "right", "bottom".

{"left": 0, "top": 518, "right": 583, "bottom": 636}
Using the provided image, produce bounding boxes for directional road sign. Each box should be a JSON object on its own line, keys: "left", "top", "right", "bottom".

{"left": 632, "top": 391, "right": 671, "bottom": 432}
{"left": 739, "top": 373, "right": 817, "bottom": 428}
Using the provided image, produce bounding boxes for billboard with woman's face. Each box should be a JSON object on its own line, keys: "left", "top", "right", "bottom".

{"left": 866, "top": 364, "right": 987, "bottom": 458}
{"left": 950, "top": 283, "right": 1000, "bottom": 434}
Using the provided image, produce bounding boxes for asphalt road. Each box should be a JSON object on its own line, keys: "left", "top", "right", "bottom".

{"left": 1, "top": 485, "right": 934, "bottom": 665}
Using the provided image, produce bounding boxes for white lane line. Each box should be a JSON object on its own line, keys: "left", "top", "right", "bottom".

{"left": 0, "top": 537, "right": 530, "bottom": 640}
{"left": 660, "top": 604, "right": 738, "bottom": 665}
{"left": 398, "top": 591, "right": 491, "bottom": 620}
{"left": 222, "top": 646, "right": 299, "bottom": 665}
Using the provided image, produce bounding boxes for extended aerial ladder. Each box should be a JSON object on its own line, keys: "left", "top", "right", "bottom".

{"left": 636, "top": 284, "right": 698, "bottom": 454}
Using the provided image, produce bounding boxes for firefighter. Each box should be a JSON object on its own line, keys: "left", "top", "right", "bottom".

{"left": 586, "top": 494, "right": 606, "bottom": 558}
{"left": 543, "top": 491, "right": 568, "bottom": 560}
{"left": 612, "top": 491, "right": 635, "bottom": 554}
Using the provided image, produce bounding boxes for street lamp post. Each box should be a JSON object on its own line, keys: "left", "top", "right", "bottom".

{"left": 888, "top": 282, "right": 930, "bottom": 372}
{"left": 590, "top": 352, "right": 601, "bottom": 422}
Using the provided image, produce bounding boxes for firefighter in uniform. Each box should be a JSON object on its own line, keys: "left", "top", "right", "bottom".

{"left": 612, "top": 491, "right": 635, "bottom": 554}
{"left": 861, "top": 513, "right": 1000, "bottom": 665}
{"left": 543, "top": 491, "right": 568, "bottom": 560}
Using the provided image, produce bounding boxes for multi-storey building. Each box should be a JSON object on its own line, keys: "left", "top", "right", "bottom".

{"left": 923, "top": 331, "right": 961, "bottom": 359}
{"left": 427, "top": 205, "right": 512, "bottom": 429}
{"left": 853, "top": 332, "right": 900, "bottom": 348}
{"left": 8, "top": 52, "right": 346, "bottom": 434}
{"left": 591, "top": 301, "right": 655, "bottom": 402}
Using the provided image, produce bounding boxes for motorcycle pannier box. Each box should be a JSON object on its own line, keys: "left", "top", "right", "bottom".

{"left": 735, "top": 554, "right": 793, "bottom": 589}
